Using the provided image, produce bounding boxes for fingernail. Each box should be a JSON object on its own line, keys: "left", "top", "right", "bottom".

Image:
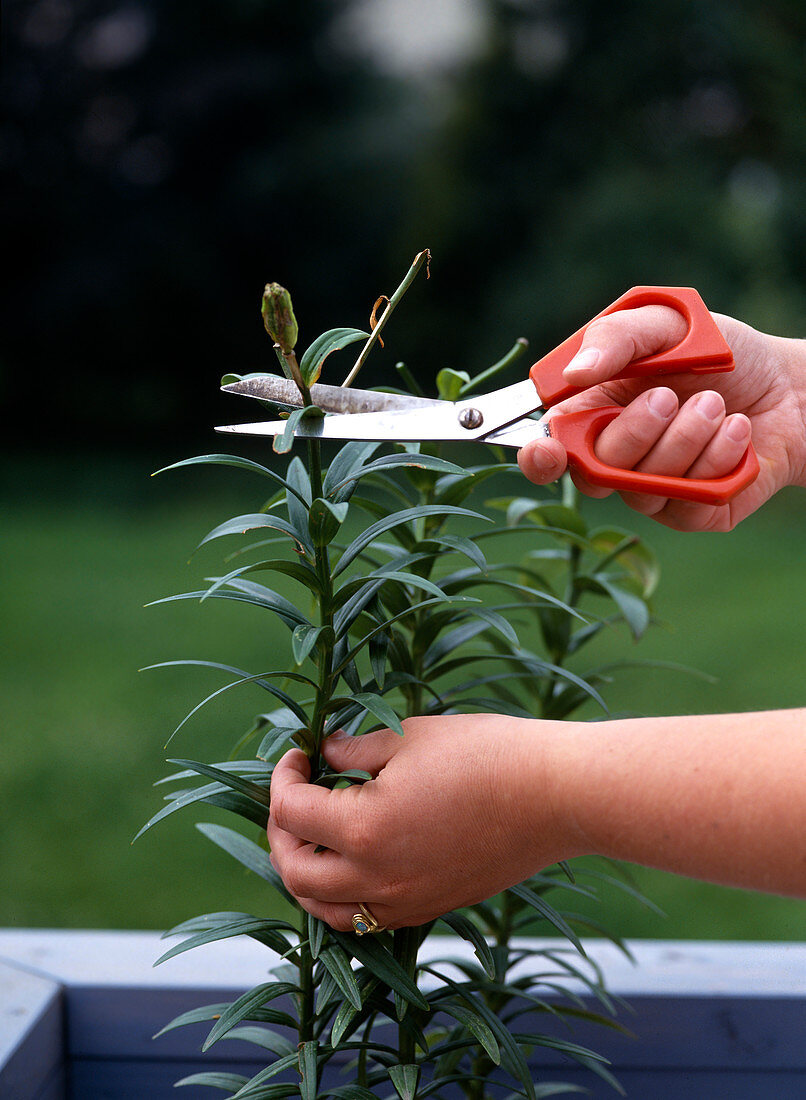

{"left": 328, "top": 728, "right": 350, "bottom": 740}
{"left": 564, "top": 348, "right": 600, "bottom": 375}
{"left": 647, "top": 388, "right": 677, "bottom": 418}
{"left": 696, "top": 391, "right": 723, "bottom": 420}
{"left": 726, "top": 414, "right": 751, "bottom": 442}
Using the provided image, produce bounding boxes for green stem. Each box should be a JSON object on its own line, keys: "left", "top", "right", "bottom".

{"left": 307, "top": 438, "right": 334, "bottom": 768}
{"left": 538, "top": 476, "right": 583, "bottom": 715}
{"left": 342, "top": 250, "right": 430, "bottom": 387}
{"left": 274, "top": 344, "right": 310, "bottom": 401}
{"left": 458, "top": 338, "right": 529, "bottom": 397}
{"left": 298, "top": 907, "right": 315, "bottom": 1044}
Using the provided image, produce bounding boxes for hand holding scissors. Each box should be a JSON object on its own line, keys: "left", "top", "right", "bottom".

{"left": 218, "top": 286, "right": 759, "bottom": 508}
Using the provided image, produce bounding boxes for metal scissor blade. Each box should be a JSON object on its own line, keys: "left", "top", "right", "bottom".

{"left": 222, "top": 375, "right": 444, "bottom": 414}
{"left": 216, "top": 406, "right": 455, "bottom": 442}
{"left": 216, "top": 401, "right": 552, "bottom": 448}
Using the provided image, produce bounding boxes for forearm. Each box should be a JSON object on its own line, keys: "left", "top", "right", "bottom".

{"left": 544, "top": 709, "right": 806, "bottom": 898}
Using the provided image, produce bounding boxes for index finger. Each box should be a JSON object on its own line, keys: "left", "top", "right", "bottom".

{"left": 270, "top": 748, "right": 363, "bottom": 852}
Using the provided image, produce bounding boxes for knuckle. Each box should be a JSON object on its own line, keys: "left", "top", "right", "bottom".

{"left": 321, "top": 905, "right": 352, "bottom": 932}
{"left": 382, "top": 876, "right": 410, "bottom": 907}
{"left": 269, "top": 787, "right": 293, "bottom": 832}
{"left": 621, "top": 491, "right": 666, "bottom": 515}
{"left": 608, "top": 417, "right": 654, "bottom": 455}
{"left": 585, "top": 317, "right": 636, "bottom": 358}
{"left": 281, "top": 863, "right": 308, "bottom": 899}
{"left": 343, "top": 811, "right": 376, "bottom": 854}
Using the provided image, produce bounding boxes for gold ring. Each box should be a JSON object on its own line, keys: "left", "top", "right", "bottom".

{"left": 351, "top": 903, "right": 385, "bottom": 935}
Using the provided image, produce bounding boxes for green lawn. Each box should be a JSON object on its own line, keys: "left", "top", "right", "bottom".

{"left": 2, "top": 451, "right": 804, "bottom": 940}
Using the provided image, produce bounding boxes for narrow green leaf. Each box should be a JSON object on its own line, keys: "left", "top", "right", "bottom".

{"left": 154, "top": 917, "right": 295, "bottom": 966}
{"left": 222, "top": 1026, "right": 295, "bottom": 1057}
{"left": 369, "top": 630, "right": 389, "bottom": 690}
{"left": 424, "top": 970, "right": 535, "bottom": 1100}
{"left": 167, "top": 759, "right": 270, "bottom": 807}
{"left": 198, "top": 511, "right": 304, "bottom": 549}
{"left": 153, "top": 454, "right": 301, "bottom": 497}
{"left": 467, "top": 606, "right": 519, "bottom": 646}
{"left": 438, "top": 912, "right": 496, "bottom": 979}
{"left": 309, "top": 497, "right": 349, "bottom": 546}
{"left": 590, "top": 526, "right": 660, "bottom": 597}
{"left": 175, "top": 1071, "right": 250, "bottom": 1091}
{"left": 370, "top": 569, "right": 448, "bottom": 600}
{"left": 298, "top": 1039, "right": 319, "bottom": 1100}
{"left": 292, "top": 623, "right": 330, "bottom": 665}
{"left": 490, "top": 498, "right": 589, "bottom": 538}
{"left": 330, "top": 931, "right": 429, "bottom": 1011}
{"left": 391, "top": 925, "right": 424, "bottom": 1022}
{"left": 307, "top": 913, "right": 325, "bottom": 960}
{"left": 143, "top": 660, "right": 314, "bottom": 703}
{"left": 153, "top": 1001, "right": 231, "bottom": 1039}
{"left": 285, "top": 456, "right": 312, "bottom": 542}
{"left": 423, "top": 533, "right": 487, "bottom": 570}
{"left": 330, "top": 977, "right": 379, "bottom": 1047}
{"left": 327, "top": 1087, "right": 379, "bottom": 1100}
{"left": 148, "top": 584, "right": 312, "bottom": 631}
{"left": 195, "top": 824, "right": 288, "bottom": 896}
{"left": 352, "top": 692, "right": 404, "bottom": 736}
{"left": 323, "top": 441, "right": 381, "bottom": 500}
{"left": 133, "top": 778, "right": 269, "bottom": 842}
{"left": 257, "top": 726, "right": 305, "bottom": 762}
{"left": 299, "top": 327, "right": 369, "bottom": 387}
{"left": 230, "top": 1073, "right": 302, "bottom": 1100}
{"left": 313, "top": 768, "right": 372, "bottom": 788}
{"left": 333, "top": 505, "right": 489, "bottom": 577}
{"left": 199, "top": 790, "right": 270, "bottom": 829}
{"left": 329, "top": 452, "right": 467, "bottom": 494}
{"left": 389, "top": 1063, "right": 421, "bottom": 1100}
{"left": 158, "top": 759, "right": 268, "bottom": 785}
{"left": 334, "top": 596, "right": 475, "bottom": 675}
{"left": 436, "top": 367, "right": 471, "bottom": 400}
{"left": 164, "top": 910, "right": 262, "bottom": 937}
{"left": 320, "top": 945, "right": 362, "bottom": 1010}
{"left": 421, "top": 620, "right": 491, "bottom": 669}
{"left": 440, "top": 1000, "right": 500, "bottom": 1064}
{"left": 584, "top": 574, "right": 650, "bottom": 640}
{"left": 212, "top": 557, "right": 322, "bottom": 595}
{"left": 273, "top": 406, "right": 325, "bottom": 454}
{"left": 507, "top": 883, "right": 586, "bottom": 956}
{"left": 143, "top": 664, "right": 309, "bottom": 742}
{"left": 203, "top": 983, "right": 299, "bottom": 1050}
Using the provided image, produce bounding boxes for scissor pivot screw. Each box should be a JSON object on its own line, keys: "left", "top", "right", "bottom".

{"left": 459, "top": 407, "right": 484, "bottom": 430}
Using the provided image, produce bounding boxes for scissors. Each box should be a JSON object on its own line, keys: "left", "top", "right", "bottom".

{"left": 217, "top": 286, "right": 759, "bottom": 506}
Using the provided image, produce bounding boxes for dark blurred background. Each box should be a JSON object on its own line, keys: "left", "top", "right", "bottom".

{"left": 2, "top": 0, "right": 805, "bottom": 936}
{"left": 5, "top": 0, "right": 806, "bottom": 449}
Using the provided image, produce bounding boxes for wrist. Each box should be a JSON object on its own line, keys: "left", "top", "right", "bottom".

{"left": 774, "top": 334, "right": 806, "bottom": 488}
{"left": 525, "top": 720, "right": 598, "bottom": 862}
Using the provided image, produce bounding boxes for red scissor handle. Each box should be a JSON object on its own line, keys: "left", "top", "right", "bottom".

{"left": 530, "top": 286, "right": 759, "bottom": 505}
{"left": 547, "top": 405, "right": 760, "bottom": 506}
{"left": 529, "top": 286, "right": 734, "bottom": 407}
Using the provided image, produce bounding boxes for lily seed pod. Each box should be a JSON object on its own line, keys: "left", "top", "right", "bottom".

{"left": 261, "top": 282, "right": 298, "bottom": 354}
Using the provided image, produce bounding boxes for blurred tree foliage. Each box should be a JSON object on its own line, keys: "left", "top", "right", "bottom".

{"left": 3, "top": 0, "right": 805, "bottom": 449}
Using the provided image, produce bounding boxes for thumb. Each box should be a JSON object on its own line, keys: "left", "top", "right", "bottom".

{"left": 322, "top": 727, "right": 403, "bottom": 776}
{"left": 562, "top": 304, "right": 687, "bottom": 387}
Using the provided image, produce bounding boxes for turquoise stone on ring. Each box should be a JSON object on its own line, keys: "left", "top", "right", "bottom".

{"left": 352, "top": 903, "right": 383, "bottom": 935}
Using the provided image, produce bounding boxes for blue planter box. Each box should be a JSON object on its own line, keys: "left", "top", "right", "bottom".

{"left": 1, "top": 931, "right": 804, "bottom": 1099}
